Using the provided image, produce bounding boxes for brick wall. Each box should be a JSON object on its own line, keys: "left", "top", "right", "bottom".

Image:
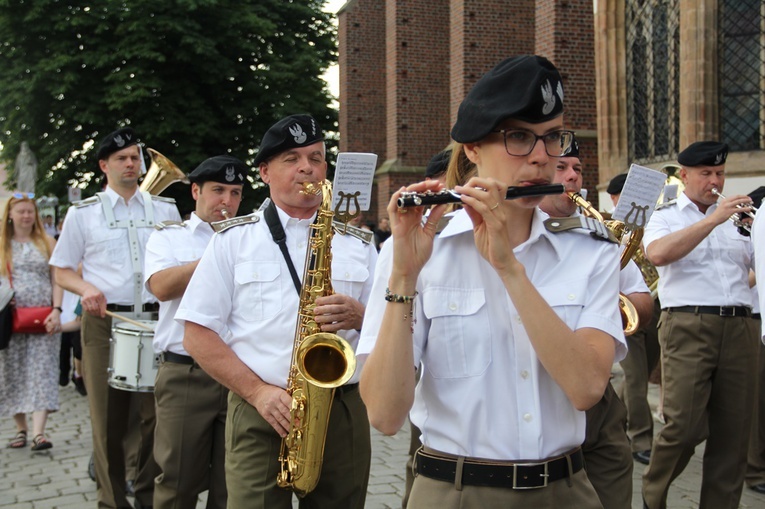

{"left": 338, "top": 0, "right": 387, "bottom": 157}
{"left": 450, "top": 0, "right": 536, "bottom": 122}
{"left": 385, "top": 0, "right": 451, "bottom": 166}
{"left": 536, "top": 0, "right": 600, "bottom": 206}
{"left": 338, "top": 0, "right": 600, "bottom": 217}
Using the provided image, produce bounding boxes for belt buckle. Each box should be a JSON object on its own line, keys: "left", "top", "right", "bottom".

{"left": 719, "top": 306, "right": 735, "bottom": 317}
{"left": 512, "top": 461, "right": 548, "bottom": 489}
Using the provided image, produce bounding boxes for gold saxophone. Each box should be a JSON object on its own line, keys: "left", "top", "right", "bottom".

{"left": 567, "top": 192, "right": 640, "bottom": 335}
{"left": 277, "top": 180, "right": 357, "bottom": 497}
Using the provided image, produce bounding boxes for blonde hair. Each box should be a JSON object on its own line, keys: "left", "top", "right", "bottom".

{"left": 445, "top": 142, "right": 477, "bottom": 189}
{"left": 0, "top": 195, "right": 52, "bottom": 277}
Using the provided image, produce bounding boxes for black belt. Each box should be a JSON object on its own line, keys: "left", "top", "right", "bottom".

{"left": 664, "top": 306, "right": 751, "bottom": 317}
{"left": 107, "top": 302, "right": 160, "bottom": 313}
{"left": 415, "top": 448, "right": 583, "bottom": 489}
{"left": 161, "top": 351, "right": 197, "bottom": 366}
{"left": 753, "top": 313, "right": 761, "bottom": 320}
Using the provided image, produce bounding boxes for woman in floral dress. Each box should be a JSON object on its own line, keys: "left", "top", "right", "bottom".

{"left": 0, "top": 193, "right": 63, "bottom": 450}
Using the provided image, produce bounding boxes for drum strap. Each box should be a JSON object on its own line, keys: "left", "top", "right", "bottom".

{"left": 97, "top": 191, "right": 156, "bottom": 319}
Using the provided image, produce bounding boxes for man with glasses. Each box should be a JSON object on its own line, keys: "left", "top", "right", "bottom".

{"left": 50, "top": 127, "right": 181, "bottom": 509}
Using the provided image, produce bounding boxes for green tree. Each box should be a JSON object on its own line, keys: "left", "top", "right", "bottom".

{"left": 0, "top": 0, "right": 337, "bottom": 214}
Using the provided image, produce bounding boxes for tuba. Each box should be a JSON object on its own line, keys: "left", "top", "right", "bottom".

{"left": 139, "top": 148, "right": 189, "bottom": 195}
{"left": 277, "top": 180, "right": 357, "bottom": 497}
{"left": 568, "top": 192, "right": 640, "bottom": 335}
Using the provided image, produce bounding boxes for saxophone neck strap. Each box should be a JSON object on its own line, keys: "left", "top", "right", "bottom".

{"left": 264, "top": 200, "right": 302, "bottom": 295}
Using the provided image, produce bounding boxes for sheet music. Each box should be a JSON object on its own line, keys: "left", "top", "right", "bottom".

{"left": 332, "top": 152, "right": 378, "bottom": 212}
{"left": 612, "top": 164, "right": 666, "bottom": 228}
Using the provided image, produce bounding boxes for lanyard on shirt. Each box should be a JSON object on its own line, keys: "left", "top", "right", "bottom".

{"left": 263, "top": 200, "right": 302, "bottom": 295}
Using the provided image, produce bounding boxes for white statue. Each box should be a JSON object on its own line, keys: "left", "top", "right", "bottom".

{"left": 15, "top": 142, "right": 37, "bottom": 193}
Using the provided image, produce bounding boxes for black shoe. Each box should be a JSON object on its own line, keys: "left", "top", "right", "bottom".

{"left": 72, "top": 375, "right": 87, "bottom": 396}
{"left": 750, "top": 482, "right": 765, "bottom": 494}
{"left": 87, "top": 453, "right": 96, "bottom": 481}
{"left": 59, "top": 372, "right": 69, "bottom": 387}
{"left": 633, "top": 450, "right": 651, "bottom": 465}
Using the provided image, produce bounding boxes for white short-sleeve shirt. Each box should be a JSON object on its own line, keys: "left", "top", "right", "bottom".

{"left": 357, "top": 208, "right": 626, "bottom": 461}
{"left": 175, "top": 205, "right": 378, "bottom": 387}
{"left": 145, "top": 213, "right": 214, "bottom": 354}
{"left": 751, "top": 211, "right": 765, "bottom": 342}
{"left": 50, "top": 187, "right": 181, "bottom": 305}
{"left": 620, "top": 259, "right": 650, "bottom": 295}
{"left": 644, "top": 192, "right": 753, "bottom": 308}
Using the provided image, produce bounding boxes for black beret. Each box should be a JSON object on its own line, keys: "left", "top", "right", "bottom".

{"left": 563, "top": 138, "right": 580, "bottom": 158}
{"left": 677, "top": 141, "right": 728, "bottom": 167}
{"left": 188, "top": 155, "right": 248, "bottom": 185}
{"left": 607, "top": 173, "right": 628, "bottom": 195}
{"left": 254, "top": 114, "right": 324, "bottom": 166}
{"left": 425, "top": 149, "right": 451, "bottom": 178}
{"left": 451, "top": 55, "right": 565, "bottom": 143}
{"left": 97, "top": 127, "right": 139, "bottom": 160}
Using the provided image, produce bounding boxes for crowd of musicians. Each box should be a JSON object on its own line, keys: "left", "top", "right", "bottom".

{"left": 2, "top": 54, "right": 765, "bottom": 509}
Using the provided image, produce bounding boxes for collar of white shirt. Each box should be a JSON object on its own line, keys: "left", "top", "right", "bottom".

{"left": 678, "top": 190, "right": 717, "bottom": 214}
{"left": 103, "top": 185, "right": 144, "bottom": 207}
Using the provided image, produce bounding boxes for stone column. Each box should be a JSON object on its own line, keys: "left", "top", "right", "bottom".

{"left": 678, "top": 0, "right": 719, "bottom": 147}
{"left": 594, "top": 0, "right": 629, "bottom": 185}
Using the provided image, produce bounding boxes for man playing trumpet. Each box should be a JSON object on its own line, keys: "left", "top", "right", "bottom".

{"left": 642, "top": 141, "right": 759, "bottom": 509}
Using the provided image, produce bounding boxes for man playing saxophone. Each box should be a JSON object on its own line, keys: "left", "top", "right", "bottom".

{"left": 176, "top": 114, "right": 378, "bottom": 509}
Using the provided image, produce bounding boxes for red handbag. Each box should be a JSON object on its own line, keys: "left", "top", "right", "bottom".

{"left": 6, "top": 263, "right": 52, "bottom": 334}
{"left": 12, "top": 306, "right": 52, "bottom": 334}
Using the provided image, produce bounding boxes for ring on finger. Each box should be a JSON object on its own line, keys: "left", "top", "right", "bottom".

{"left": 425, "top": 220, "right": 438, "bottom": 229}
{"left": 398, "top": 207, "right": 409, "bottom": 214}
{"left": 490, "top": 202, "right": 500, "bottom": 211}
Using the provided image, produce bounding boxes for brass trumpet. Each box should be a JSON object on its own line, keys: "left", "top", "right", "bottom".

{"left": 711, "top": 188, "right": 757, "bottom": 233}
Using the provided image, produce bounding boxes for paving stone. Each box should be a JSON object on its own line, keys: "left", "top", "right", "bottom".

{"left": 1, "top": 377, "right": 764, "bottom": 508}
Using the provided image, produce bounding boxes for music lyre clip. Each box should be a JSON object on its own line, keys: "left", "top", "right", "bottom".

{"left": 334, "top": 191, "right": 361, "bottom": 234}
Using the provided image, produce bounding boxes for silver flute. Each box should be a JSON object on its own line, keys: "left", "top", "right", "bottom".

{"left": 397, "top": 183, "right": 565, "bottom": 208}
{"left": 711, "top": 188, "right": 757, "bottom": 233}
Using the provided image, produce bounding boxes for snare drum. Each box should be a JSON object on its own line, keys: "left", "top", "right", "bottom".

{"left": 108, "top": 320, "right": 159, "bottom": 392}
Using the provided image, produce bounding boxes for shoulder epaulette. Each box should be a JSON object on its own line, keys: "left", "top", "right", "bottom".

{"left": 73, "top": 196, "right": 101, "bottom": 208}
{"left": 332, "top": 220, "right": 374, "bottom": 244}
{"left": 151, "top": 195, "right": 177, "bottom": 204}
{"left": 544, "top": 216, "right": 618, "bottom": 243}
{"left": 212, "top": 213, "right": 260, "bottom": 233}
{"left": 655, "top": 199, "right": 677, "bottom": 210}
{"left": 154, "top": 220, "right": 187, "bottom": 231}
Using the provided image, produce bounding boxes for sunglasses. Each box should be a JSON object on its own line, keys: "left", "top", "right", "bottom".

{"left": 12, "top": 192, "right": 35, "bottom": 199}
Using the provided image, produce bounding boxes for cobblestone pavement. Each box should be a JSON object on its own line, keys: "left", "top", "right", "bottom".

{"left": 1, "top": 373, "right": 764, "bottom": 508}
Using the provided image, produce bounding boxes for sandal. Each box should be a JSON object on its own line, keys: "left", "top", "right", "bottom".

{"left": 31, "top": 434, "right": 52, "bottom": 451}
{"left": 7, "top": 430, "right": 27, "bottom": 448}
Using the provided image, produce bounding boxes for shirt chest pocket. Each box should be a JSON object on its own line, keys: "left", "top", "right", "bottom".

{"left": 234, "top": 261, "right": 282, "bottom": 321}
{"left": 89, "top": 229, "right": 125, "bottom": 263}
{"left": 422, "top": 287, "right": 491, "bottom": 379}
{"left": 537, "top": 281, "right": 587, "bottom": 327}
{"left": 331, "top": 261, "right": 369, "bottom": 298}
